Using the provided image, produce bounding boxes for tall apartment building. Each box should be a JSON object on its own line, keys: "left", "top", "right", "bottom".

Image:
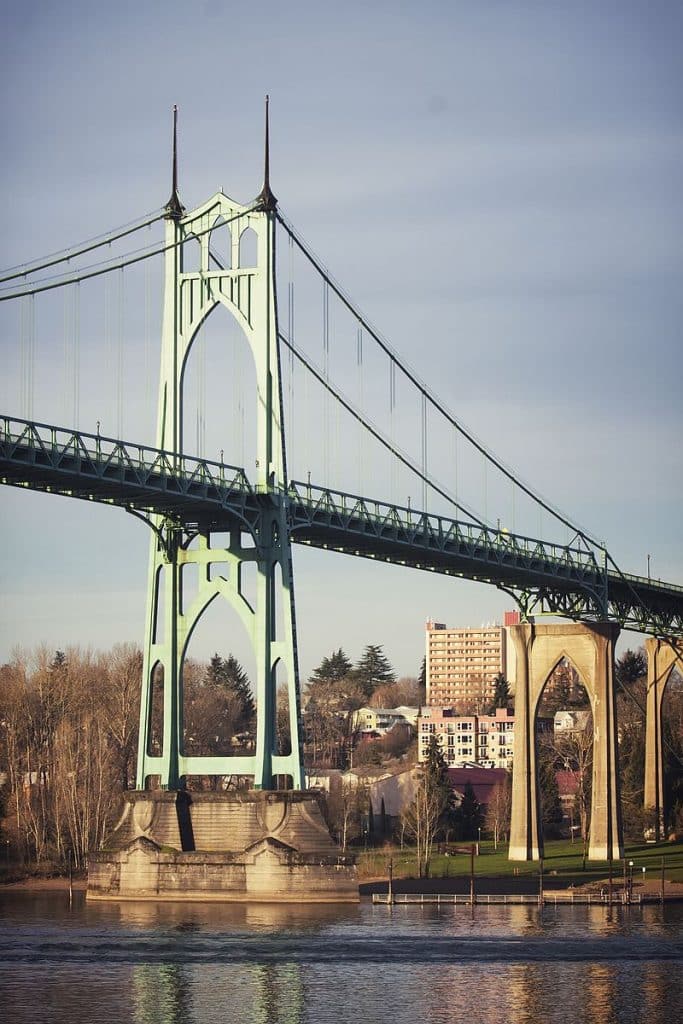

{"left": 426, "top": 619, "right": 510, "bottom": 712}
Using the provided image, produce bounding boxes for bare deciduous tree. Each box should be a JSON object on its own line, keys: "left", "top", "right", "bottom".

{"left": 483, "top": 773, "right": 512, "bottom": 848}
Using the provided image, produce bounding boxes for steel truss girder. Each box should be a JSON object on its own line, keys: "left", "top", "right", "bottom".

{"left": 1, "top": 418, "right": 682, "bottom": 639}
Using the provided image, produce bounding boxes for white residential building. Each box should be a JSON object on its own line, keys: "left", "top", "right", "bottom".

{"left": 418, "top": 705, "right": 516, "bottom": 769}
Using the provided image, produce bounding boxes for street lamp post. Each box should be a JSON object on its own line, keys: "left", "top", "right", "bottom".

{"left": 477, "top": 827, "right": 481, "bottom": 855}
{"left": 628, "top": 860, "right": 634, "bottom": 904}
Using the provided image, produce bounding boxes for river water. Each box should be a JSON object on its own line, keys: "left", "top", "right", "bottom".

{"left": 0, "top": 892, "right": 681, "bottom": 1024}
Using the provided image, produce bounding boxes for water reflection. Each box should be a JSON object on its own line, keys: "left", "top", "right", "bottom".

{"left": 0, "top": 894, "right": 680, "bottom": 1024}
{"left": 641, "top": 961, "right": 672, "bottom": 1024}
{"left": 132, "top": 964, "right": 191, "bottom": 1024}
{"left": 111, "top": 897, "right": 361, "bottom": 934}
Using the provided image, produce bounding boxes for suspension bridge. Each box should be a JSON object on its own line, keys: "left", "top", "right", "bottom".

{"left": 1, "top": 106, "right": 681, "bottom": 869}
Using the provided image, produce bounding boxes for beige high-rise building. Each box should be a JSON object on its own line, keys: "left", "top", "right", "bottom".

{"left": 425, "top": 619, "right": 509, "bottom": 712}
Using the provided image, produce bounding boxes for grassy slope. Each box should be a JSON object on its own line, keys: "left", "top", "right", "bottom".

{"left": 357, "top": 839, "right": 683, "bottom": 888}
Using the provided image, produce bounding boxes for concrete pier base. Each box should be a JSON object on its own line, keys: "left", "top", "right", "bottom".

{"left": 87, "top": 790, "right": 358, "bottom": 902}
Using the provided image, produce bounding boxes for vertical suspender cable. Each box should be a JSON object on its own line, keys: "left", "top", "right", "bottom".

{"left": 234, "top": 337, "right": 244, "bottom": 469}
{"left": 330, "top": 300, "right": 339, "bottom": 485}
{"left": 421, "top": 392, "right": 427, "bottom": 510}
{"left": 357, "top": 327, "right": 363, "bottom": 494}
{"left": 104, "top": 271, "right": 112, "bottom": 435}
{"left": 144, "top": 235, "right": 152, "bottom": 439}
{"left": 483, "top": 453, "right": 487, "bottom": 526}
{"left": 195, "top": 343, "right": 200, "bottom": 457}
{"left": 201, "top": 343, "right": 205, "bottom": 458}
{"left": 287, "top": 233, "right": 295, "bottom": 469}
{"left": 74, "top": 281, "right": 80, "bottom": 425}
{"left": 303, "top": 353, "right": 310, "bottom": 478}
{"left": 322, "top": 279, "right": 329, "bottom": 486}
{"left": 453, "top": 425, "right": 459, "bottom": 520}
{"left": 389, "top": 357, "right": 396, "bottom": 502}
{"left": 26, "top": 293, "right": 35, "bottom": 420}
{"left": 63, "top": 286, "right": 69, "bottom": 424}
{"left": 63, "top": 283, "right": 78, "bottom": 425}
{"left": 20, "top": 292, "right": 27, "bottom": 418}
{"left": 335, "top": 380, "right": 340, "bottom": 489}
{"left": 117, "top": 267, "right": 124, "bottom": 438}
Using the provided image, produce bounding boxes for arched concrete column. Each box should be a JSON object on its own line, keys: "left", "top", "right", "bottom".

{"left": 644, "top": 638, "right": 682, "bottom": 839}
{"left": 509, "top": 621, "right": 623, "bottom": 861}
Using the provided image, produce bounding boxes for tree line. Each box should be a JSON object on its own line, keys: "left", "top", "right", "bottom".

{"left": 303, "top": 644, "right": 423, "bottom": 769}
{"left": 0, "top": 645, "right": 257, "bottom": 870}
{"left": 2, "top": 640, "right": 679, "bottom": 874}
{"left": 0, "top": 640, "right": 417, "bottom": 870}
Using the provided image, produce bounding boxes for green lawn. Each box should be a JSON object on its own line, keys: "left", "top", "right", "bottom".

{"left": 357, "top": 838, "right": 683, "bottom": 887}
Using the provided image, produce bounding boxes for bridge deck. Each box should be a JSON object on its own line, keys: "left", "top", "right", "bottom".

{"left": 2, "top": 416, "right": 681, "bottom": 636}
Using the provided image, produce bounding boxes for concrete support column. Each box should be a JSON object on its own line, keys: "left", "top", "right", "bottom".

{"left": 587, "top": 623, "right": 623, "bottom": 860}
{"left": 644, "top": 638, "right": 681, "bottom": 840}
{"left": 509, "top": 624, "right": 541, "bottom": 860}
{"left": 508, "top": 620, "right": 623, "bottom": 862}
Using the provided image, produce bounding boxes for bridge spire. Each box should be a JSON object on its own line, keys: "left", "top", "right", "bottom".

{"left": 165, "top": 104, "right": 185, "bottom": 220}
{"left": 256, "top": 95, "right": 277, "bottom": 211}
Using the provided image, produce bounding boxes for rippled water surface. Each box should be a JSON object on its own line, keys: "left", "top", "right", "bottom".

{"left": 0, "top": 892, "right": 681, "bottom": 1024}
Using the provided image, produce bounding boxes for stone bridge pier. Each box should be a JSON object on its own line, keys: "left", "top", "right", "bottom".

{"left": 508, "top": 621, "right": 623, "bottom": 862}
{"left": 644, "top": 637, "right": 683, "bottom": 840}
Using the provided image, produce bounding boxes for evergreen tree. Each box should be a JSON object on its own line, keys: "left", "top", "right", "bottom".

{"left": 490, "top": 673, "right": 510, "bottom": 712}
{"left": 456, "top": 781, "right": 484, "bottom": 840}
{"left": 205, "top": 653, "right": 255, "bottom": 730}
{"left": 310, "top": 649, "right": 353, "bottom": 684}
{"left": 50, "top": 650, "right": 68, "bottom": 674}
{"left": 418, "top": 656, "right": 427, "bottom": 700}
{"left": 424, "top": 734, "right": 455, "bottom": 817}
{"left": 615, "top": 649, "right": 647, "bottom": 689}
{"left": 355, "top": 644, "right": 395, "bottom": 701}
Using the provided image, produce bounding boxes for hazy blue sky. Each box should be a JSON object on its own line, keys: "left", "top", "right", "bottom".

{"left": 1, "top": 1, "right": 681, "bottom": 680}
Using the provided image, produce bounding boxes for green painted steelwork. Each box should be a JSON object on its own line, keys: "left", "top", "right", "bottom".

{"left": 133, "top": 187, "right": 304, "bottom": 791}
{"left": 2, "top": 415, "right": 682, "bottom": 638}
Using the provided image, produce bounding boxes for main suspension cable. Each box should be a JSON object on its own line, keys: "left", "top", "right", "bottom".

{"left": 0, "top": 209, "right": 166, "bottom": 283}
{"left": 276, "top": 209, "right": 601, "bottom": 550}
{"left": 0, "top": 205, "right": 259, "bottom": 301}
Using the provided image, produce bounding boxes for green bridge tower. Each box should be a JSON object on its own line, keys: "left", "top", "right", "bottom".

{"left": 135, "top": 103, "right": 305, "bottom": 792}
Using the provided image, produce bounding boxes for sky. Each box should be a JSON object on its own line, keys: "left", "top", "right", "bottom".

{"left": 1, "top": 0, "right": 682, "bottom": 681}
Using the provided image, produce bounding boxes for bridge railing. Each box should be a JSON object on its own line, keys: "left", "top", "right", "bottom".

{"left": 287, "top": 479, "right": 605, "bottom": 579}
{"left": 0, "top": 415, "right": 254, "bottom": 499}
{"left": 613, "top": 568, "right": 683, "bottom": 595}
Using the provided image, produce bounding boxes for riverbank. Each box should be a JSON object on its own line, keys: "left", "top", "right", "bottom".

{"left": 2, "top": 838, "right": 681, "bottom": 900}
{"left": 359, "top": 874, "right": 683, "bottom": 901}
{"left": 1, "top": 876, "right": 87, "bottom": 893}
{"left": 2, "top": 873, "right": 680, "bottom": 902}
